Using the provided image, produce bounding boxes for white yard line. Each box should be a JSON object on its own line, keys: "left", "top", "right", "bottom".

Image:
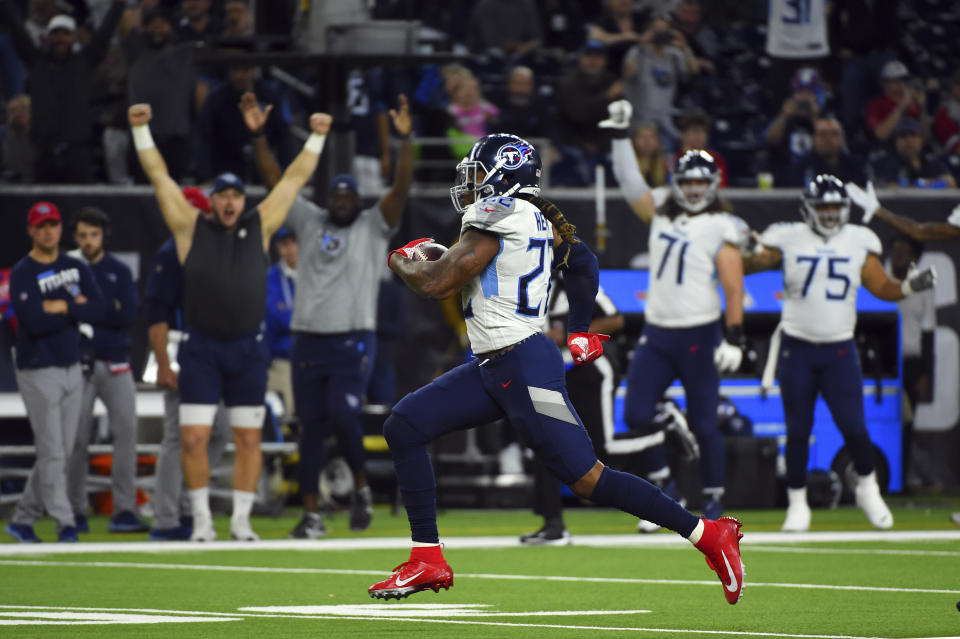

{"left": 0, "top": 529, "right": 958, "bottom": 556}
{"left": 1, "top": 559, "right": 958, "bottom": 595}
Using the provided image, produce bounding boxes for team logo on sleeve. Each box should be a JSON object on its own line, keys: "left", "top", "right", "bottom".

{"left": 496, "top": 143, "right": 534, "bottom": 169}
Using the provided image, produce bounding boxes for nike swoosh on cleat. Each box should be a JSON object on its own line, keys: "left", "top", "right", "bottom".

{"left": 395, "top": 571, "right": 424, "bottom": 587}
{"left": 720, "top": 549, "right": 739, "bottom": 592}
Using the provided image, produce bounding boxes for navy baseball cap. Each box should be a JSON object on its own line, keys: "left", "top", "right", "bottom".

{"left": 581, "top": 40, "right": 606, "bottom": 55}
{"left": 210, "top": 172, "right": 245, "bottom": 195}
{"left": 330, "top": 173, "right": 358, "bottom": 194}
{"left": 275, "top": 226, "right": 295, "bottom": 240}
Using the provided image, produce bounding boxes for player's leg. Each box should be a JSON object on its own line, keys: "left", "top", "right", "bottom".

{"left": 494, "top": 334, "right": 745, "bottom": 605}
{"left": 677, "top": 322, "right": 726, "bottom": 519}
{"left": 819, "top": 339, "right": 893, "bottom": 529}
{"left": 56, "top": 364, "right": 85, "bottom": 541}
{"left": 101, "top": 366, "right": 147, "bottom": 532}
{"left": 777, "top": 335, "right": 818, "bottom": 532}
{"left": 369, "top": 360, "right": 504, "bottom": 599}
{"left": 222, "top": 336, "right": 270, "bottom": 542}
{"left": 176, "top": 335, "right": 221, "bottom": 541}
{"left": 149, "top": 388, "right": 190, "bottom": 539}
{"left": 620, "top": 327, "right": 683, "bottom": 531}
{"left": 65, "top": 363, "right": 99, "bottom": 531}
{"left": 290, "top": 333, "right": 331, "bottom": 538}
{"left": 322, "top": 332, "right": 376, "bottom": 532}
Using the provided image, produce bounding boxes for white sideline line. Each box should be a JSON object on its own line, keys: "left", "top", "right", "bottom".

{"left": 2, "top": 559, "right": 958, "bottom": 595}
{"left": 1, "top": 529, "right": 959, "bottom": 556}
{"left": 0, "top": 606, "right": 932, "bottom": 639}
{"left": 745, "top": 546, "right": 960, "bottom": 558}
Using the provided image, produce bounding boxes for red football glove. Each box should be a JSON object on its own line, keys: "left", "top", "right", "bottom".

{"left": 388, "top": 237, "right": 433, "bottom": 268}
{"left": 567, "top": 332, "right": 610, "bottom": 365}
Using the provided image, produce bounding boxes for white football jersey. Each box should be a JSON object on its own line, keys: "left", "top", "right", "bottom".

{"left": 645, "top": 212, "right": 741, "bottom": 328}
{"left": 766, "top": 0, "right": 829, "bottom": 59}
{"left": 460, "top": 195, "right": 554, "bottom": 354}
{"left": 761, "top": 222, "right": 882, "bottom": 343}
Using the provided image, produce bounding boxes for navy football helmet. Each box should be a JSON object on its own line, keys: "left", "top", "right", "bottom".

{"left": 801, "top": 174, "right": 849, "bottom": 236}
{"left": 671, "top": 150, "right": 720, "bottom": 213}
{"left": 451, "top": 133, "right": 542, "bottom": 213}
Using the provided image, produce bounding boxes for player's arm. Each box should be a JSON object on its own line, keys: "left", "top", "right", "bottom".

{"left": 716, "top": 243, "right": 744, "bottom": 328}
{"left": 378, "top": 94, "right": 415, "bottom": 228}
{"left": 128, "top": 104, "right": 197, "bottom": 245}
{"left": 259, "top": 113, "right": 332, "bottom": 239}
{"left": 148, "top": 321, "right": 177, "bottom": 389}
{"left": 861, "top": 253, "right": 908, "bottom": 300}
{"left": 742, "top": 245, "right": 783, "bottom": 274}
{"left": 599, "top": 100, "right": 655, "bottom": 224}
{"left": 389, "top": 229, "right": 500, "bottom": 300}
{"left": 239, "top": 92, "right": 283, "bottom": 190}
{"left": 873, "top": 208, "right": 960, "bottom": 241}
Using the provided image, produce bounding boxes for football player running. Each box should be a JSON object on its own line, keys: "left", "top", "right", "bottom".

{"left": 369, "top": 133, "right": 746, "bottom": 605}
{"left": 746, "top": 175, "right": 936, "bottom": 531}
{"left": 602, "top": 100, "right": 745, "bottom": 528}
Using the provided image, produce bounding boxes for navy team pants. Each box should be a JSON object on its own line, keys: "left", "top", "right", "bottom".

{"left": 778, "top": 334, "right": 875, "bottom": 489}
{"left": 623, "top": 321, "right": 725, "bottom": 492}
{"left": 385, "top": 332, "right": 698, "bottom": 543}
{"left": 292, "top": 331, "right": 375, "bottom": 497}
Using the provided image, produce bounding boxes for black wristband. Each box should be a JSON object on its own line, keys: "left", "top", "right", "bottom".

{"left": 250, "top": 128, "right": 265, "bottom": 138}
{"left": 725, "top": 324, "right": 746, "bottom": 347}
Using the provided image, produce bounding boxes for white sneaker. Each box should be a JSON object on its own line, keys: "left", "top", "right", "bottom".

{"left": 190, "top": 516, "right": 216, "bottom": 542}
{"left": 230, "top": 518, "right": 260, "bottom": 541}
{"left": 855, "top": 472, "right": 893, "bottom": 529}
{"left": 637, "top": 519, "right": 661, "bottom": 533}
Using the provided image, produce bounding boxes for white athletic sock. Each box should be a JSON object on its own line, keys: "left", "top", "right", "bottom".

{"left": 687, "top": 519, "right": 705, "bottom": 545}
{"left": 787, "top": 486, "right": 808, "bottom": 506}
{"left": 189, "top": 487, "right": 211, "bottom": 520}
{"left": 412, "top": 541, "right": 440, "bottom": 548}
{"left": 232, "top": 490, "right": 255, "bottom": 522}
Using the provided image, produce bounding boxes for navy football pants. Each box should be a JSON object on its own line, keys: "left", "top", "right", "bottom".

{"left": 623, "top": 322, "right": 725, "bottom": 491}
{"left": 778, "top": 334, "right": 875, "bottom": 488}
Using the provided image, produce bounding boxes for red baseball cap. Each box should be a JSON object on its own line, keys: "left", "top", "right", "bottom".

{"left": 27, "top": 201, "right": 62, "bottom": 227}
{"left": 182, "top": 187, "right": 210, "bottom": 213}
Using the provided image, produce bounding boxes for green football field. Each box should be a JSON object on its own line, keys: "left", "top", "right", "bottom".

{"left": 2, "top": 499, "right": 960, "bottom": 638}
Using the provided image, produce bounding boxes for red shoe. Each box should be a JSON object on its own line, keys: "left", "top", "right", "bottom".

{"left": 695, "top": 516, "right": 745, "bottom": 605}
{"left": 368, "top": 558, "right": 454, "bottom": 600}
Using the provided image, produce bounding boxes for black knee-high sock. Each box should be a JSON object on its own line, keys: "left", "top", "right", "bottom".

{"left": 590, "top": 466, "right": 698, "bottom": 537}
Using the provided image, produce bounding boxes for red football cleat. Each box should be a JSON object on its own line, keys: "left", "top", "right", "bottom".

{"left": 695, "top": 516, "right": 745, "bottom": 605}
{"left": 368, "top": 558, "right": 454, "bottom": 600}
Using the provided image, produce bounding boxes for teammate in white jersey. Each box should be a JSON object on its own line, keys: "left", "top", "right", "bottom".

{"left": 368, "top": 133, "right": 746, "bottom": 605}
{"left": 602, "top": 99, "right": 745, "bottom": 526}
{"left": 746, "top": 175, "right": 937, "bottom": 531}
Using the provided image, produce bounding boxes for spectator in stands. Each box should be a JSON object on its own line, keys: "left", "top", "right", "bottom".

{"left": 466, "top": 0, "right": 541, "bottom": 59}
{"left": 887, "top": 234, "right": 934, "bottom": 491}
{"left": 587, "top": 0, "right": 647, "bottom": 75}
{"left": 6, "top": 202, "right": 105, "bottom": 543}
{"left": 764, "top": 67, "right": 821, "bottom": 185}
{"left": 448, "top": 73, "right": 499, "bottom": 140}
{"left": 553, "top": 40, "right": 623, "bottom": 185}
{"left": 65, "top": 207, "right": 148, "bottom": 535}
{"left": 177, "top": 0, "right": 218, "bottom": 43}
{"left": 865, "top": 61, "right": 930, "bottom": 144}
{"left": 265, "top": 227, "right": 296, "bottom": 418}
{"left": 869, "top": 118, "right": 955, "bottom": 188}
{"left": 0, "top": 2, "right": 126, "bottom": 183}
{"left": 786, "top": 115, "right": 866, "bottom": 188}
{"left": 828, "top": 0, "right": 901, "bottom": 139}
{"left": 127, "top": 8, "right": 200, "bottom": 181}
{"left": 348, "top": 67, "right": 389, "bottom": 196}
{"left": 675, "top": 107, "right": 726, "bottom": 186}
{"left": 496, "top": 65, "right": 551, "bottom": 141}
{"left": 223, "top": 0, "right": 253, "bottom": 38}
{"left": 631, "top": 121, "right": 669, "bottom": 188}
{"left": 23, "top": 0, "right": 58, "bottom": 46}
{"left": 622, "top": 16, "right": 695, "bottom": 151}
{"left": 197, "top": 58, "right": 291, "bottom": 182}
{"left": 671, "top": 0, "right": 717, "bottom": 66}
{"left": 92, "top": 41, "right": 130, "bottom": 184}
{"left": 765, "top": 0, "right": 829, "bottom": 108}
{"left": 536, "top": 0, "right": 586, "bottom": 55}
{"left": 933, "top": 69, "right": 960, "bottom": 157}
{"left": 2, "top": 94, "right": 36, "bottom": 182}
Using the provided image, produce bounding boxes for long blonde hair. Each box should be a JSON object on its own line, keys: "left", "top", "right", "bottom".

{"left": 631, "top": 122, "right": 668, "bottom": 187}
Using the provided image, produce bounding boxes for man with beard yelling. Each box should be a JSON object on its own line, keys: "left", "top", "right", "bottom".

{"left": 127, "top": 8, "right": 202, "bottom": 181}
{"left": 129, "top": 102, "right": 332, "bottom": 542}
{"left": 239, "top": 92, "right": 415, "bottom": 538}
{"left": 65, "top": 208, "right": 147, "bottom": 534}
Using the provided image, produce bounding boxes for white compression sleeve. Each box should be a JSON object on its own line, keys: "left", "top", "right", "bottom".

{"left": 132, "top": 125, "right": 155, "bottom": 151}
{"left": 610, "top": 137, "right": 650, "bottom": 203}
{"left": 304, "top": 133, "right": 326, "bottom": 154}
